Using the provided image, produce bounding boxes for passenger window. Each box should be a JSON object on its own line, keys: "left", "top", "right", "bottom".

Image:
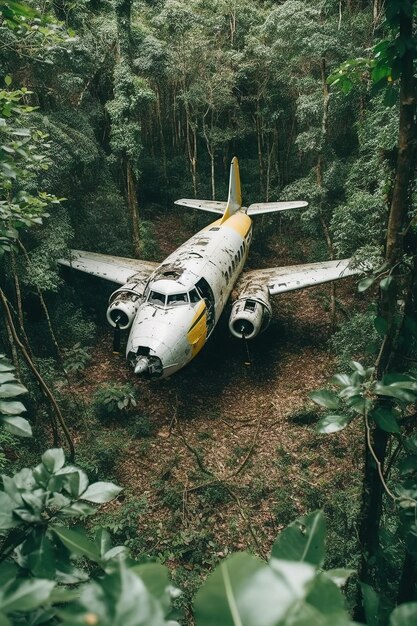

{"left": 148, "top": 291, "right": 166, "bottom": 306}
{"left": 189, "top": 289, "right": 200, "bottom": 303}
{"left": 167, "top": 293, "right": 188, "bottom": 306}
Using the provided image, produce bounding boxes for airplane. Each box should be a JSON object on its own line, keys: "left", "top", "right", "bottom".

{"left": 59, "top": 157, "right": 359, "bottom": 379}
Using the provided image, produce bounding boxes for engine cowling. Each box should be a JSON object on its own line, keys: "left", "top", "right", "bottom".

{"left": 229, "top": 284, "right": 271, "bottom": 340}
{"left": 106, "top": 279, "right": 147, "bottom": 330}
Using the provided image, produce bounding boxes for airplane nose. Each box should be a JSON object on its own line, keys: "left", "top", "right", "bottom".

{"left": 132, "top": 354, "right": 163, "bottom": 378}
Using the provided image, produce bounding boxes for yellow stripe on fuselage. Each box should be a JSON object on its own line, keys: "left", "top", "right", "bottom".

{"left": 204, "top": 213, "right": 251, "bottom": 239}
{"left": 187, "top": 301, "right": 207, "bottom": 357}
{"left": 222, "top": 212, "right": 252, "bottom": 239}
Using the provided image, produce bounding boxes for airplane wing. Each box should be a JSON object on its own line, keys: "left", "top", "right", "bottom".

{"left": 174, "top": 199, "right": 227, "bottom": 214}
{"left": 58, "top": 250, "right": 158, "bottom": 285}
{"left": 247, "top": 201, "right": 308, "bottom": 216}
{"left": 236, "top": 259, "right": 359, "bottom": 296}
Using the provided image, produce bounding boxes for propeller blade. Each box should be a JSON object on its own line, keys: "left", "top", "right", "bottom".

{"left": 242, "top": 330, "right": 251, "bottom": 366}
{"left": 113, "top": 323, "right": 121, "bottom": 354}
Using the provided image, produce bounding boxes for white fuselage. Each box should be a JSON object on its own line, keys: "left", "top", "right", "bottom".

{"left": 126, "top": 211, "right": 253, "bottom": 378}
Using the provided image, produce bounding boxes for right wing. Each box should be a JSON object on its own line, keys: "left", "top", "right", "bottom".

{"left": 58, "top": 250, "right": 159, "bottom": 286}
{"left": 174, "top": 199, "right": 227, "bottom": 214}
{"left": 236, "top": 259, "right": 359, "bottom": 296}
{"left": 247, "top": 201, "right": 308, "bottom": 216}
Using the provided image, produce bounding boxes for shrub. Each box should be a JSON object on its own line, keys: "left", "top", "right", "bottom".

{"left": 126, "top": 413, "right": 154, "bottom": 438}
{"left": 76, "top": 428, "right": 129, "bottom": 480}
{"left": 92, "top": 383, "right": 137, "bottom": 422}
{"left": 63, "top": 342, "right": 91, "bottom": 375}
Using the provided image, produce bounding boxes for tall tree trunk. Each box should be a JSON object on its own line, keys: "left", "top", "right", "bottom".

{"left": 317, "top": 58, "right": 336, "bottom": 326}
{"left": 356, "top": 1, "right": 416, "bottom": 609}
{"left": 114, "top": 0, "right": 141, "bottom": 254}
{"left": 127, "top": 159, "right": 141, "bottom": 257}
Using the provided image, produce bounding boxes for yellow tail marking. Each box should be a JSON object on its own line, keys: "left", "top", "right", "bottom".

{"left": 223, "top": 213, "right": 251, "bottom": 239}
{"left": 221, "top": 157, "right": 242, "bottom": 224}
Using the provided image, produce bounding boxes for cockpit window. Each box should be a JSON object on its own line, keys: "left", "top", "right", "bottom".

{"left": 167, "top": 293, "right": 188, "bottom": 306}
{"left": 189, "top": 288, "right": 201, "bottom": 303}
{"left": 148, "top": 291, "right": 166, "bottom": 306}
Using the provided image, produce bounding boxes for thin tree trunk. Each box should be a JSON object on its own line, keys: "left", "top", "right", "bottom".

{"left": 127, "top": 159, "right": 141, "bottom": 257}
{"left": 17, "top": 242, "right": 67, "bottom": 375}
{"left": 11, "top": 252, "right": 33, "bottom": 358}
{"left": 0, "top": 288, "right": 75, "bottom": 460}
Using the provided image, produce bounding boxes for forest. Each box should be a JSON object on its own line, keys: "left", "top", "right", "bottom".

{"left": 0, "top": 0, "right": 417, "bottom": 624}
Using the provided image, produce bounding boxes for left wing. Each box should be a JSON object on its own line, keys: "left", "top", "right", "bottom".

{"left": 174, "top": 199, "right": 226, "bottom": 214}
{"left": 236, "top": 259, "right": 359, "bottom": 296}
{"left": 58, "top": 250, "right": 159, "bottom": 285}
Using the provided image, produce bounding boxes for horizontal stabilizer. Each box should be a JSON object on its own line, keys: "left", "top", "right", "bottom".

{"left": 58, "top": 250, "right": 158, "bottom": 285}
{"left": 247, "top": 201, "right": 308, "bottom": 216}
{"left": 236, "top": 259, "right": 359, "bottom": 297}
{"left": 174, "top": 199, "right": 226, "bottom": 214}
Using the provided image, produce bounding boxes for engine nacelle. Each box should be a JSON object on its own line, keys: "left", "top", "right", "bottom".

{"left": 106, "top": 279, "right": 146, "bottom": 330}
{"left": 229, "top": 285, "right": 272, "bottom": 340}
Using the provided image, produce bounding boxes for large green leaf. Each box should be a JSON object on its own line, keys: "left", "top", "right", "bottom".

{"left": 0, "top": 579, "right": 55, "bottom": 613}
{"left": 0, "top": 362, "right": 14, "bottom": 373}
{"left": 0, "top": 373, "right": 16, "bottom": 384}
{"left": 0, "top": 400, "right": 26, "bottom": 415}
{"left": 271, "top": 511, "right": 326, "bottom": 566}
{"left": 361, "top": 583, "right": 379, "bottom": 626}
{"left": 309, "top": 391, "right": 340, "bottom": 410}
{"left": 0, "top": 612, "right": 11, "bottom": 626}
{"left": 390, "top": 603, "right": 417, "bottom": 626}
{"left": 80, "top": 481, "right": 122, "bottom": 503}
{"left": 95, "top": 528, "right": 112, "bottom": 558}
{"left": 2, "top": 415, "right": 32, "bottom": 437}
{"left": 131, "top": 563, "right": 172, "bottom": 613}
{"left": 51, "top": 526, "right": 101, "bottom": 562}
{"left": 317, "top": 415, "right": 351, "bottom": 434}
{"left": 0, "top": 563, "right": 17, "bottom": 587}
{"left": 358, "top": 277, "right": 375, "bottom": 292}
{"left": 49, "top": 466, "right": 89, "bottom": 497}
{"left": 42, "top": 448, "right": 65, "bottom": 473}
{"left": 375, "top": 384, "right": 416, "bottom": 403}
{"left": 195, "top": 552, "right": 315, "bottom": 626}
{"left": 306, "top": 573, "right": 346, "bottom": 616}
{"left": 59, "top": 561, "right": 166, "bottom": 626}
{"left": 0, "top": 492, "right": 17, "bottom": 529}
{"left": 371, "top": 407, "right": 401, "bottom": 434}
{"left": 21, "top": 529, "right": 56, "bottom": 578}
{"left": 0, "top": 383, "right": 27, "bottom": 398}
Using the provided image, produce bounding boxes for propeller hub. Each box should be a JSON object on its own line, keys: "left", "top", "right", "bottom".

{"left": 134, "top": 357, "right": 149, "bottom": 375}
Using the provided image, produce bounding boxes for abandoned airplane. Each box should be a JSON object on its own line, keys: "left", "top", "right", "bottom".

{"left": 59, "top": 157, "right": 358, "bottom": 379}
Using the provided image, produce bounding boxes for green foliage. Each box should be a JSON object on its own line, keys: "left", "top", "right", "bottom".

{"left": 127, "top": 413, "right": 154, "bottom": 438}
{"left": 51, "top": 298, "right": 97, "bottom": 347}
{"left": 76, "top": 429, "right": 129, "bottom": 480}
{"left": 330, "top": 311, "right": 379, "bottom": 370}
{"left": 93, "top": 383, "right": 138, "bottom": 421}
{"left": 63, "top": 342, "right": 91, "bottom": 376}
{"left": 194, "top": 511, "right": 351, "bottom": 626}
{"left": 95, "top": 495, "right": 149, "bottom": 554}
{"left": 139, "top": 219, "right": 160, "bottom": 260}
{"left": 0, "top": 427, "right": 19, "bottom": 472}
{"left": 0, "top": 85, "right": 61, "bottom": 257}
{"left": 0, "top": 354, "right": 31, "bottom": 438}
{"left": 200, "top": 483, "right": 230, "bottom": 506}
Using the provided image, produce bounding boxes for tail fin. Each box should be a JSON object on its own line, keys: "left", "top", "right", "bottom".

{"left": 220, "top": 157, "right": 242, "bottom": 223}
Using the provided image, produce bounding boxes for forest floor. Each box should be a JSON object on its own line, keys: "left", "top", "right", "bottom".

{"left": 69, "top": 208, "right": 364, "bottom": 612}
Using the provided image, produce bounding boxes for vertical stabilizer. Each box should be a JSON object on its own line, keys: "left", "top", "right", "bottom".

{"left": 220, "top": 157, "right": 242, "bottom": 223}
